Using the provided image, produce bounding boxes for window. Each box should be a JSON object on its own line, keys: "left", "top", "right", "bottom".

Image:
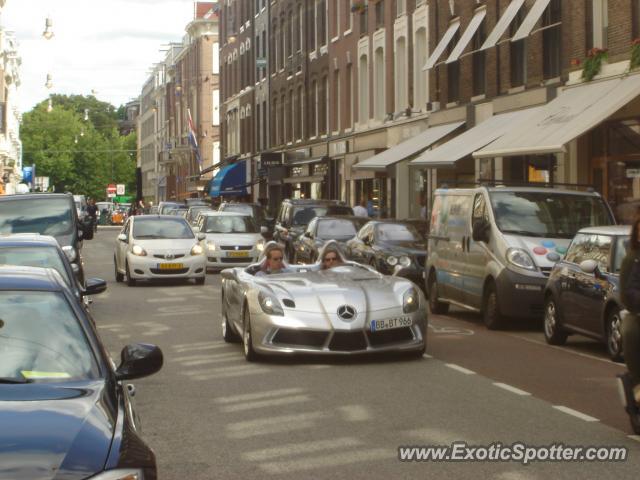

{"left": 359, "top": 7, "right": 368, "bottom": 36}
{"left": 543, "top": 0, "right": 561, "bottom": 79}
{"left": 345, "top": 0, "right": 353, "bottom": 32}
{"left": 510, "top": 9, "right": 526, "bottom": 88}
{"left": 272, "top": 98, "right": 278, "bottom": 145}
{"left": 633, "top": 0, "right": 640, "bottom": 39}
{"left": 358, "top": 54, "right": 369, "bottom": 122}
{"left": 321, "top": 75, "right": 329, "bottom": 135}
{"left": 414, "top": 27, "right": 428, "bottom": 110}
{"left": 256, "top": 103, "right": 261, "bottom": 150}
{"left": 395, "top": 36, "right": 408, "bottom": 111}
{"left": 447, "top": 30, "right": 460, "bottom": 102}
{"left": 299, "top": 4, "right": 305, "bottom": 52}
{"left": 280, "top": 93, "right": 286, "bottom": 144}
{"left": 312, "top": 80, "right": 318, "bottom": 136}
{"left": 280, "top": 16, "right": 286, "bottom": 69}
{"left": 374, "top": 47, "right": 385, "bottom": 120}
{"left": 262, "top": 100, "right": 267, "bottom": 148}
{"left": 587, "top": 0, "right": 608, "bottom": 49}
{"left": 285, "top": 15, "right": 292, "bottom": 59}
{"left": 472, "top": 20, "right": 486, "bottom": 96}
{"left": 397, "top": 0, "right": 406, "bottom": 16}
{"left": 272, "top": 23, "right": 278, "bottom": 71}
{"left": 318, "top": 0, "right": 327, "bottom": 48}
{"left": 310, "top": 2, "right": 317, "bottom": 51}
{"left": 346, "top": 64, "right": 353, "bottom": 128}
{"left": 375, "top": 0, "right": 385, "bottom": 29}
{"left": 331, "top": 0, "right": 340, "bottom": 38}
{"left": 332, "top": 69, "right": 340, "bottom": 132}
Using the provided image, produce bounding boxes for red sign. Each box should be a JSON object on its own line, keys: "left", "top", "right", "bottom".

{"left": 107, "top": 184, "right": 117, "bottom": 194}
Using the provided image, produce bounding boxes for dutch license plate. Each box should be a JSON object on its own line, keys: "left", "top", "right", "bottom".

{"left": 370, "top": 316, "right": 412, "bottom": 332}
{"left": 158, "top": 263, "right": 184, "bottom": 270}
{"left": 228, "top": 251, "right": 250, "bottom": 258}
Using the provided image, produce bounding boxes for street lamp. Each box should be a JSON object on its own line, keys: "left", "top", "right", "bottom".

{"left": 47, "top": 98, "right": 53, "bottom": 112}
{"left": 45, "top": 73, "right": 53, "bottom": 89}
{"left": 84, "top": 109, "right": 89, "bottom": 121}
{"left": 42, "top": 16, "right": 54, "bottom": 40}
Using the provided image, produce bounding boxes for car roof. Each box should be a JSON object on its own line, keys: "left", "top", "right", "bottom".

{"left": 0, "top": 265, "right": 67, "bottom": 292}
{"left": 132, "top": 214, "right": 189, "bottom": 220}
{"left": 316, "top": 215, "right": 364, "bottom": 222}
{"left": 0, "top": 193, "right": 73, "bottom": 201}
{"left": 578, "top": 225, "right": 630, "bottom": 236}
{"left": 284, "top": 199, "right": 347, "bottom": 205}
{"left": 0, "top": 234, "right": 61, "bottom": 249}
{"left": 220, "top": 202, "right": 261, "bottom": 207}
{"left": 435, "top": 186, "right": 602, "bottom": 197}
{"left": 200, "top": 211, "right": 251, "bottom": 217}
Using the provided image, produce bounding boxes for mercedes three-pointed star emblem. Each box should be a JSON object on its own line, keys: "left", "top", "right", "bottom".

{"left": 337, "top": 305, "right": 357, "bottom": 321}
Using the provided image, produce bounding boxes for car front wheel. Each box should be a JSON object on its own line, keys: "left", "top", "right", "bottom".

{"left": 606, "top": 307, "right": 624, "bottom": 362}
{"left": 483, "top": 282, "right": 504, "bottom": 330}
{"left": 126, "top": 262, "right": 136, "bottom": 287}
{"left": 114, "top": 256, "right": 124, "bottom": 283}
{"left": 543, "top": 296, "right": 568, "bottom": 345}
{"left": 242, "top": 307, "right": 258, "bottom": 362}
{"left": 427, "top": 272, "right": 449, "bottom": 315}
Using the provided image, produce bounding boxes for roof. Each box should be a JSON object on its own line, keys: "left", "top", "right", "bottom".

{"left": 0, "top": 234, "right": 60, "bottom": 248}
{"left": 578, "top": 226, "right": 630, "bottom": 236}
{"left": 0, "top": 266, "right": 66, "bottom": 292}
{"left": 0, "top": 193, "right": 73, "bottom": 202}
{"left": 199, "top": 211, "right": 251, "bottom": 217}
{"left": 435, "top": 186, "right": 602, "bottom": 197}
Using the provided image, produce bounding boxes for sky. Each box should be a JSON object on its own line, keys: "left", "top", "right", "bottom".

{"left": 1, "top": 0, "right": 197, "bottom": 112}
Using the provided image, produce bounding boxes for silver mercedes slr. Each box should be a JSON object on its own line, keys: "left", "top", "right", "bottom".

{"left": 220, "top": 242, "right": 427, "bottom": 361}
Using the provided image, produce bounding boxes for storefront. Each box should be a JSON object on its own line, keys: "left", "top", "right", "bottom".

{"left": 282, "top": 156, "right": 329, "bottom": 200}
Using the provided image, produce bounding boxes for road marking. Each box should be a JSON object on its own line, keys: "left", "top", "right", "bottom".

{"left": 226, "top": 412, "right": 328, "bottom": 439}
{"left": 552, "top": 405, "right": 599, "bottom": 422}
{"left": 338, "top": 405, "right": 371, "bottom": 422}
{"left": 493, "top": 382, "right": 531, "bottom": 396}
{"left": 173, "top": 343, "right": 229, "bottom": 353}
{"left": 445, "top": 363, "right": 476, "bottom": 375}
{"left": 180, "top": 356, "right": 242, "bottom": 366}
{"left": 244, "top": 437, "right": 363, "bottom": 462}
{"left": 422, "top": 353, "right": 433, "bottom": 359}
{"left": 259, "top": 448, "right": 394, "bottom": 474}
{"left": 221, "top": 394, "right": 311, "bottom": 413}
{"left": 628, "top": 435, "right": 640, "bottom": 443}
{"left": 189, "top": 368, "right": 271, "bottom": 380}
{"left": 428, "top": 323, "right": 475, "bottom": 336}
{"left": 117, "top": 334, "right": 131, "bottom": 339}
{"left": 215, "top": 387, "right": 305, "bottom": 404}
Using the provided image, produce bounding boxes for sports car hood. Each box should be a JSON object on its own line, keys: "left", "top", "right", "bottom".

{"left": 132, "top": 237, "right": 198, "bottom": 253}
{"left": 204, "top": 232, "right": 262, "bottom": 246}
{"left": 0, "top": 381, "right": 115, "bottom": 480}
{"left": 257, "top": 266, "right": 413, "bottom": 315}
{"left": 503, "top": 235, "right": 571, "bottom": 267}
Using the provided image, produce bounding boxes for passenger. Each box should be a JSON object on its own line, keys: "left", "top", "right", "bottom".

{"left": 317, "top": 240, "right": 349, "bottom": 270}
{"left": 255, "top": 243, "right": 291, "bottom": 276}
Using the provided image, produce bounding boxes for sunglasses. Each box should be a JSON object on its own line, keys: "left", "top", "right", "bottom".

{"left": 271, "top": 256, "right": 284, "bottom": 261}
{"left": 323, "top": 256, "right": 338, "bottom": 262}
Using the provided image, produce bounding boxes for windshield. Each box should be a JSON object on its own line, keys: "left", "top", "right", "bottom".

{"left": 0, "top": 247, "right": 72, "bottom": 286}
{"left": 204, "top": 215, "right": 259, "bottom": 234}
{"left": 376, "top": 224, "right": 421, "bottom": 243}
{"left": 614, "top": 236, "right": 631, "bottom": 273}
{"left": 489, "top": 192, "right": 614, "bottom": 239}
{"left": 317, "top": 219, "right": 358, "bottom": 239}
{"left": 159, "top": 203, "right": 181, "bottom": 214}
{"left": 132, "top": 217, "right": 194, "bottom": 239}
{"left": 0, "top": 198, "right": 74, "bottom": 237}
{"left": 0, "top": 291, "right": 99, "bottom": 382}
{"left": 292, "top": 206, "right": 352, "bottom": 226}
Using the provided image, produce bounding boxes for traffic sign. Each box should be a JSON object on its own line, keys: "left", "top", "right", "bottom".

{"left": 116, "top": 184, "right": 125, "bottom": 195}
{"left": 107, "top": 183, "right": 117, "bottom": 194}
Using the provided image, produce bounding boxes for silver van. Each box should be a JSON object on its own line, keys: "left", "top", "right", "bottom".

{"left": 425, "top": 186, "right": 615, "bottom": 329}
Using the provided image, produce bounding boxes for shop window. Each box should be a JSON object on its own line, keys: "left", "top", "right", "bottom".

{"left": 360, "top": 7, "right": 368, "bottom": 37}
{"left": 375, "top": 1, "right": 385, "bottom": 29}
{"left": 395, "top": 36, "right": 408, "bottom": 110}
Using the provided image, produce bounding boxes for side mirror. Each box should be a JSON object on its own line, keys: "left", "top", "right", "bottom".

{"left": 117, "top": 233, "right": 128, "bottom": 242}
{"left": 115, "top": 343, "right": 163, "bottom": 381}
{"left": 472, "top": 220, "right": 490, "bottom": 243}
{"left": 85, "top": 277, "right": 107, "bottom": 295}
{"left": 579, "top": 259, "right": 600, "bottom": 275}
{"left": 197, "top": 232, "right": 206, "bottom": 241}
{"left": 71, "top": 263, "right": 80, "bottom": 276}
{"left": 303, "top": 231, "right": 312, "bottom": 238}
{"left": 77, "top": 229, "right": 84, "bottom": 240}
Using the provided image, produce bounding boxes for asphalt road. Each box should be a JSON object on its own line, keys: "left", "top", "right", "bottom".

{"left": 86, "top": 228, "right": 640, "bottom": 479}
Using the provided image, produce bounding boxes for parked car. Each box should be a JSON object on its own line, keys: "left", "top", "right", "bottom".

{"left": 114, "top": 215, "right": 207, "bottom": 286}
{"left": 186, "top": 205, "right": 211, "bottom": 225}
{"left": 166, "top": 206, "right": 189, "bottom": 217}
{"left": 218, "top": 202, "right": 275, "bottom": 239}
{"left": 111, "top": 207, "right": 127, "bottom": 225}
{"left": 0, "top": 265, "right": 162, "bottom": 480}
{"left": 185, "top": 198, "right": 210, "bottom": 207}
{"left": 73, "top": 194, "right": 88, "bottom": 222}
{"left": 0, "top": 234, "right": 106, "bottom": 303}
{"left": 157, "top": 201, "right": 182, "bottom": 215}
{"left": 293, "top": 215, "right": 368, "bottom": 264}
{"left": 543, "top": 225, "right": 630, "bottom": 361}
{"left": 273, "top": 199, "right": 353, "bottom": 260}
{"left": 426, "top": 186, "right": 616, "bottom": 329}
{"left": 403, "top": 218, "right": 430, "bottom": 240}
{"left": 196, "top": 211, "right": 266, "bottom": 271}
{"left": 345, "top": 220, "right": 427, "bottom": 286}
{"left": 219, "top": 253, "right": 427, "bottom": 360}
{"left": 0, "top": 193, "right": 94, "bottom": 284}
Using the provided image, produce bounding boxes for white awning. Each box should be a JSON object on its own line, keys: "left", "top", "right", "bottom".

{"left": 474, "top": 73, "right": 640, "bottom": 158}
{"left": 410, "top": 107, "right": 541, "bottom": 167}
{"left": 511, "top": 0, "right": 551, "bottom": 42}
{"left": 352, "top": 121, "right": 464, "bottom": 171}
{"left": 446, "top": 7, "right": 487, "bottom": 63}
{"left": 480, "top": 0, "right": 525, "bottom": 51}
{"left": 424, "top": 20, "right": 460, "bottom": 70}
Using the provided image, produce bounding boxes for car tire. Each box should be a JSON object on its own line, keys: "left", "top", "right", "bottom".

{"left": 427, "top": 272, "right": 449, "bottom": 315}
{"left": 221, "top": 298, "right": 240, "bottom": 343}
{"left": 242, "top": 306, "right": 259, "bottom": 362}
{"left": 606, "top": 307, "right": 624, "bottom": 362}
{"left": 125, "top": 262, "right": 136, "bottom": 287}
{"left": 543, "top": 295, "right": 568, "bottom": 345}
{"left": 483, "top": 282, "right": 504, "bottom": 330}
{"left": 114, "top": 257, "right": 124, "bottom": 283}
{"left": 196, "top": 276, "right": 206, "bottom": 285}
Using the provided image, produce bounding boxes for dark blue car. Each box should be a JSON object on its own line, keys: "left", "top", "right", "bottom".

{"left": 0, "top": 266, "right": 163, "bottom": 479}
{"left": 543, "top": 225, "right": 630, "bottom": 361}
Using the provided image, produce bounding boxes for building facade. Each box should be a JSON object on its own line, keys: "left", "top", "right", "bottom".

{"left": 0, "top": 26, "right": 22, "bottom": 195}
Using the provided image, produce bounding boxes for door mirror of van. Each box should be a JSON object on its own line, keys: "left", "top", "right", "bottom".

{"left": 579, "top": 259, "right": 600, "bottom": 276}
{"left": 472, "top": 220, "right": 490, "bottom": 243}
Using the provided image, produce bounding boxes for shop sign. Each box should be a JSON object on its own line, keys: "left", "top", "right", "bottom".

{"left": 626, "top": 169, "right": 640, "bottom": 178}
{"left": 330, "top": 141, "right": 347, "bottom": 156}
{"left": 313, "top": 163, "right": 329, "bottom": 176}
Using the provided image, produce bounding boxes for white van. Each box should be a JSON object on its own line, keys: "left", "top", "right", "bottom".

{"left": 425, "top": 186, "right": 615, "bottom": 329}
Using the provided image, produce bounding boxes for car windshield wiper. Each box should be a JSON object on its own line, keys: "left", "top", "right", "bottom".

{"left": 134, "top": 234, "right": 162, "bottom": 239}
{"left": 500, "top": 229, "right": 545, "bottom": 237}
{"left": 0, "top": 375, "right": 32, "bottom": 384}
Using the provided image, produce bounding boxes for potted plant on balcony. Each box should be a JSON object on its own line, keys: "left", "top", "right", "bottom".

{"left": 582, "top": 47, "right": 608, "bottom": 81}
{"left": 631, "top": 38, "right": 640, "bottom": 70}
{"left": 351, "top": 1, "right": 367, "bottom": 13}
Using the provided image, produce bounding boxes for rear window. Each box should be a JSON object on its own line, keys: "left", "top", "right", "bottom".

{"left": 132, "top": 217, "right": 194, "bottom": 239}
{"left": 0, "top": 246, "right": 72, "bottom": 286}
{"left": 0, "top": 197, "right": 74, "bottom": 236}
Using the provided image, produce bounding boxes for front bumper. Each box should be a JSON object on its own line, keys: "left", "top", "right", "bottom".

{"left": 206, "top": 249, "right": 260, "bottom": 268}
{"left": 127, "top": 253, "right": 206, "bottom": 279}
{"left": 495, "top": 268, "right": 548, "bottom": 318}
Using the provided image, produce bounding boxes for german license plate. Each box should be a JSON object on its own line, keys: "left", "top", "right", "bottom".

{"left": 158, "top": 263, "right": 184, "bottom": 270}
{"left": 370, "top": 316, "right": 412, "bottom": 332}
{"left": 228, "top": 251, "right": 250, "bottom": 258}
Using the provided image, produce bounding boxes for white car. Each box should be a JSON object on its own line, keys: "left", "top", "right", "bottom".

{"left": 114, "top": 215, "right": 207, "bottom": 285}
{"left": 196, "top": 211, "right": 266, "bottom": 270}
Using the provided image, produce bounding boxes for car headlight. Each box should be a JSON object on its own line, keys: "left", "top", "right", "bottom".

{"left": 89, "top": 469, "right": 143, "bottom": 479}
{"left": 62, "top": 246, "right": 77, "bottom": 262}
{"left": 258, "top": 290, "right": 284, "bottom": 316}
{"left": 256, "top": 241, "right": 265, "bottom": 252}
{"left": 191, "top": 244, "right": 204, "bottom": 255}
{"left": 206, "top": 241, "right": 216, "bottom": 251}
{"left": 506, "top": 248, "right": 536, "bottom": 271}
{"left": 131, "top": 244, "right": 147, "bottom": 256}
{"left": 403, "top": 287, "right": 419, "bottom": 313}
{"left": 386, "top": 255, "right": 398, "bottom": 266}
{"left": 398, "top": 256, "right": 411, "bottom": 268}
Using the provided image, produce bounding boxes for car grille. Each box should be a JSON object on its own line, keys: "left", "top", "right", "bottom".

{"left": 539, "top": 267, "right": 553, "bottom": 277}
{"left": 150, "top": 267, "right": 189, "bottom": 275}
{"left": 328, "top": 332, "right": 367, "bottom": 351}
{"left": 220, "top": 245, "right": 253, "bottom": 251}
{"left": 414, "top": 254, "right": 427, "bottom": 268}
{"left": 272, "top": 329, "right": 328, "bottom": 347}
{"left": 367, "top": 327, "right": 414, "bottom": 346}
{"left": 153, "top": 254, "right": 185, "bottom": 260}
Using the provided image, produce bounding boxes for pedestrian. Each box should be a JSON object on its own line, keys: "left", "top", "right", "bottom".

{"left": 86, "top": 199, "right": 98, "bottom": 232}
{"left": 255, "top": 243, "right": 291, "bottom": 276}
{"left": 619, "top": 217, "right": 640, "bottom": 431}
{"left": 353, "top": 198, "right": 368, "bottom": 217}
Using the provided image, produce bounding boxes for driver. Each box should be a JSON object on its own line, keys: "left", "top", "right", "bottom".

{"left": 255, "top": 242, "right": 292, "bottom": 276}
{"left": 318, "top": 241, "right": 349, "bottom": 270}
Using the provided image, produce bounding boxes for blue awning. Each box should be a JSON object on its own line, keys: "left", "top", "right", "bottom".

{"left": 209, "top": 161, "right": 248, "bottom": 197}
